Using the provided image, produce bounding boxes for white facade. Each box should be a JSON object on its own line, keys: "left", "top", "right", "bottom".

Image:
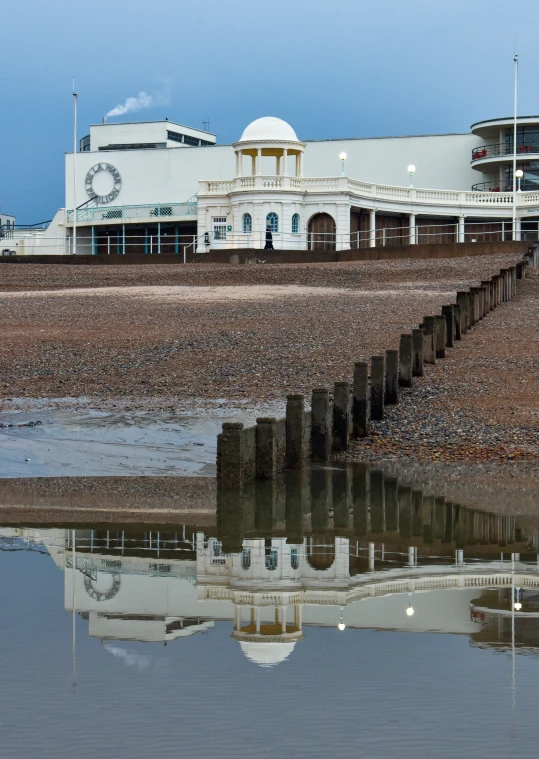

{"left": 14, "top": 110, "right": 539, "bottom": 255}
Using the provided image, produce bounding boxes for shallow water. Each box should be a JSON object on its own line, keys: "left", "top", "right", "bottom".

{"left": 1, "top": 466, "right": 539, "bottom": 758}
{"left": 0, "top": 402, "right": 284, "bottom": 478}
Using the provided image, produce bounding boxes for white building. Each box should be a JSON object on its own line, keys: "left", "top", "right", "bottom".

{"left": 14, "top": 111, "right": 539, "bottom": 255}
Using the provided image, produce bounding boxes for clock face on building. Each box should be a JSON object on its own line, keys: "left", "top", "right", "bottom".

{"left": 85, "top": 163, "right": 122, "bottom": 204}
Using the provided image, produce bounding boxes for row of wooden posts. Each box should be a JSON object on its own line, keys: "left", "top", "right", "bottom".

{"left": 217, "top": 255, "right": 533, "bottom": 486}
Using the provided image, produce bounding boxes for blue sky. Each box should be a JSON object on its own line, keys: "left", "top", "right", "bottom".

{"left": 2, "top": 0, "right": 539, "bottom": 221}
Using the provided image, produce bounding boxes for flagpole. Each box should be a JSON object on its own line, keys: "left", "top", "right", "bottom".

{"left": 512, "top": 54, "right": 518, "bottom": 241}
{"left": 73, "top": 80, "right": 77, "bottom": 256}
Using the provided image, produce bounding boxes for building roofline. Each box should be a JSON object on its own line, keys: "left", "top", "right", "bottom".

{"left": 303, "top": 132, "right": 472, "bottom": 143}
{"left": 89, "top": 119, "right": 216, "bottom": 137}
{"left": 471, "top": 115, "right": 539, "bottom": 129}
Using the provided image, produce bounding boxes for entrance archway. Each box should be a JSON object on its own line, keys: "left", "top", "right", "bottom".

{"left": 308, "top": 213, "right": 336, "bottom": 251}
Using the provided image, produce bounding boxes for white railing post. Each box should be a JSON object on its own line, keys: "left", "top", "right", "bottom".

{"left": 369, "top": 210, "right": 376, "bottom": 248}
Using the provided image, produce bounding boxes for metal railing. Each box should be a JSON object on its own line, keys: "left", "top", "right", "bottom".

{"left": 471, "top": 180, "right": 539, "bottom": 193}
{"left": 66, "top": 199, "right": 197, "bottom": 224}
{"left": 472, "top": 143, "right": 539, "bottom": 161}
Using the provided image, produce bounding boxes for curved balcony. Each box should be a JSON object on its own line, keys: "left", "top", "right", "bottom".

{"left": 471, "top": 180, "right": 539, "bottom": 193}
{"left": 471, "top": 143, "right": 539, "bottom": 162}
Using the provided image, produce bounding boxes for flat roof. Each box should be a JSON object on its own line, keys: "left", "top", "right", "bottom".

{"left": 471, "top": 115, "right": 539, "bottom": 129}
{"left": 90, "top": 119, "right": 216, "bottom": 137}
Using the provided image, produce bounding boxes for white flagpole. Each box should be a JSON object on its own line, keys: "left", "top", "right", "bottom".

{"left": 512, "top": 54, "right": 518, "bottom": 241}
{"left": 73, "top": 80, "right": 77, "bottom": 256}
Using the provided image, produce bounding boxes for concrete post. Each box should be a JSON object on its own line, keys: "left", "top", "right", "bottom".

{"left": 311, "top": 388, "right": 332, "bottom": 462}
{"left": 412, "top": 328, "right": 424, "bottom": 376}
{"left": 516, "top": 261, "right": 524, "bottom": 279}
{"left": 510, "top": 266, "right": 517, "bottom": 297}
{"left": 499, "top": 270, "right": 508, "bottom": 302}
{"left": 469, "top": 289, "right": 479, "bottom": 325}
{"left": 256, "top": 417, "right": 279, "bottom": 480}
{"left": 456, "top": 292, "right": 468, "bottom": 334}
{"left": 370, "top": 355, "right": 385, "bottom": 421}
{"left": 398, "top": 335, "right": 412, "bottom": 388}
{"left": 422, "top": 317, "right": 437, "bottom": 364}
{"left": 286, "top": 394, "right": 305, "bottom": 470}
{"left": 453, "top": 304, "right": 462, "bottom": 341}
{"left": 352, "top": 361, "right": 370, "bottom": 438}
{"left": 465, "top": 292, "right": 473, "bottom": 329}
{"left": 435, "top": 315, "right": 446, "bottom": 358}
{"left": 441, "top": 305, "right": 455, "bottom": 348}
{"left": 332, "top": 381, "right": 350, "bottom": 452}
{"left": 385, "top": 350, "right": 399, "bottom": 403}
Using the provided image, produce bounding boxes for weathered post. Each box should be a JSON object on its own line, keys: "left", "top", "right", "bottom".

{"left": 469, "top": 289, "right": 479, "bottom": 325}
{"left": 412, "top": 328, "right": 424, "bottom": 376}
{"left": 423, "top": 317, "right": 437, "bottom": 364}
{"left": 516, "top": 261, "right": 524, "bottom": 279}
{"left": 256, "top": 418, "right": 276, "bottom": 479}
{"left": 398, "top": 335, "right": 412, "bottom": 388}
{"left": 453, "top": 303, "right": 462, "bottom": 340}
{"left": 441, "top": 305, "right": 455, "bottom": 348}
{"left": 481, "top": 282, "right": 491, "bottom": 313}
{"left": 311, "top": 388, "right": 331, "bottom": 462}
{"left": 352, "top": 361, "right": 370, "bottom": 438}
{"left": 456, "top": 292, "right": 468, "bottom": 334}
{"left": 499, "top": 269, "right": 508, "bottom": 302}
{"left": 385, "top": 349, "right": 399, "bottom": 403}
{"left": 217, "top": 422, "right": 253, "bottom": 486}
{"left": 286, "top": 394, "right": 306, "bottom": 470}
{"left": 332, "top": 381, "right": 350, "bottom": 452}
{"left": 370, "top": 355, "right": 385, "bottom": 421}
{"left": 435, "top": 315, "right": 446, "bottom": 358}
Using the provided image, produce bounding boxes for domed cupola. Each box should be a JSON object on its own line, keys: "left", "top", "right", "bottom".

{"left": 233, "top": 116, "right": 306, "bottom": 178}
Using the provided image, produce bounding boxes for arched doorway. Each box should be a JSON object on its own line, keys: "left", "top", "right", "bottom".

{"left": 308, "top": 213, "right": 336, "bottom": 251}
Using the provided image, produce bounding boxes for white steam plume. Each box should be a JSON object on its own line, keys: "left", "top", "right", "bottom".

{"left": 106, "top": 88, "right": 170, "bottom": 118}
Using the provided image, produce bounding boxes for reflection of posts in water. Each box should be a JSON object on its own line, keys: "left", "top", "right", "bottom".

{"left": 443, "top": 501, "right": 454, "bottom": 543}
{"left": 311, "top": 468, "right": 332, "bottom": 533}
{"left": 422, "top": 495, "right": 435, "bottom": 543}
{"left": 398, "top": 485, "right": 413, "bottom": 540}
{"left": 286, "top": 394, "right": 306, "bottom": 470}
{"left": 333, "top": 467, "right": 350, "bottom": 533}
{"left": 453, "top": 504, "right": 466, "bottom": 550}
{"left": 369, "top": 470, "right": 385, "bottom": 534}
{"left": 285, "top": 470, "right": 309, "bottom": 543}
{"left": 384, "top": 477, "right": 399, "bottom": 533}
{"left": 412, "top": 490, "right": 423, "bottom": 537}
{"left": 255, "top": 477, "right": 285, "bottom": 535}
{"left": 352, "top": 464, "right": 369, "bottom": 539}
{"left": 217, "top": 483, "right": 246, "bottom": 554}
{"left": 434, "top": 497, "right": 446, "bottom": 540}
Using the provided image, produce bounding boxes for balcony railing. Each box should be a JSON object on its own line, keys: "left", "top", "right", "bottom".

{"left": 66, "top": 200, "right": 197, "bottom": 224}
{"left": 471, "top": 180, "right": 539, "bottom": 193}
{"left": 471, "top": 143, "right": 539, "bottom": 161}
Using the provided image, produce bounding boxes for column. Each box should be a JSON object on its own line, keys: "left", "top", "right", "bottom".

{"left": 256, "top": 148, "right": 262, "bottom": 175}
{"left": 251, "top": 154, "right": 256, "bottom": 176}
{"left": 234, "top": 605, "right": 241, "bottom": 631}
{"left": 295, "top": 154, "right": 300, "bottom": 177}
{"left": 282, "top": 149, "right": 288, "bottom": 176}
{"left": 369, "top": 209, "right": 376, "bottom": 248}
{"left": 409, "top": 213, "right": 416, "bottom": 245}
{"left": 255, "top": 607, "right": 261, "bottom": 633}
{"left": 458, "top": 215, "right": 465, "bottom": 243}
{"left": 516, "top": 218, "right": 522, "bottom": 241}
{"left": 298, "top": 153, "right": 304, "bottom": 176}
{"left": 281, "top": 606, "right": 287, "bottom": 633}
{"left": 236, "top": 150, "right": 242, "bottom": 177}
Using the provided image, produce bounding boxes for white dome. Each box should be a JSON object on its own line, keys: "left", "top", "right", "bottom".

{"left": 239, "top": 641, "right": 296, "bottom": 668}
{"left": 239, "top": 117, "right": 298, "bottom": 143}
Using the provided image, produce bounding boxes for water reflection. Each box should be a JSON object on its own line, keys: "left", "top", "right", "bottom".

{"left": 2, "top": 465, "right": 539, "bottom": 666}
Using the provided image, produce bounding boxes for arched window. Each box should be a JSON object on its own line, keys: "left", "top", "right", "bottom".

{"left": 266, "top": 212, "right": 279, "bottom": 233}
{"left": 242, "top": 213, "right": 252, "bottom": 233}
{"left": 291, "top": 213, "right": 300, "bottom": 234}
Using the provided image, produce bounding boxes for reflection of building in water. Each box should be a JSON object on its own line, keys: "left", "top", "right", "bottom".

{"left": 3, "top": 467, "right": 539, "bottom": 666}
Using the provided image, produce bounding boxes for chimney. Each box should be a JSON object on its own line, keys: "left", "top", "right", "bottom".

{"left": 103, "top": 116, "right": 107, "bottom": 124}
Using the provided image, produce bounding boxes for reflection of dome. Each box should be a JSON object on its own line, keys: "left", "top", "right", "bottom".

{"left": 239, "top": 117, "right": 298, "bottom": 143}
{"left": 239, "top": 641, "right": 296, "bottom": 668}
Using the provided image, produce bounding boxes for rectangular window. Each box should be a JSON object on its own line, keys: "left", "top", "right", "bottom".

{"left": 212, "top": 217, "right": 227, "bottom": 241}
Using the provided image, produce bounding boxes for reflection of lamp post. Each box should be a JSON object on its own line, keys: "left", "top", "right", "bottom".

{"left": 514, "top": 586, "right": 522, "bottom": 611}
{"left": 407, "top": 164, "right": 416, "bottom": 188}
{"left": 516, "top": 169, "right": 523, "bottom": 192}
{"left": 406, "top": 592, "right": 414, "bottom": 616}
{"left": 338, "top": 607, "right": 346, "bottom": 631}
{"left": 339, "top": 152, "right": 347, "bottom": 176}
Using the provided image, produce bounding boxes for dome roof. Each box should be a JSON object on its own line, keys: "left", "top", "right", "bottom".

{"left": 239, "top": 117, "right": 298, "bottom": 143}
{"left": 239, "top": 641, "right": 296, "bottom": 668}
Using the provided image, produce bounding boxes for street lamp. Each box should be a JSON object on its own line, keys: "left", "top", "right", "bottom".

{"left": 516, "top": 169, "right": 524, "bottom": 192}
{"left": 338, "top": 607, "right": 346, "bottom": 631}
{"left": 407, "top": 165, "right": 416, "bottom": 188}
{"left": 514, "top": 586, "right": 522, "bottom": 611}
{"left": 406, "top": 591, "right": 414, "bottom": 616}
{"left": 339, "top": 152, "right": 347, "bottom": 176}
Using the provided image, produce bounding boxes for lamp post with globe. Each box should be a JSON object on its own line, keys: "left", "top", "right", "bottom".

{"left": 407, "top": 165, "right": 416, "bottom": 188}
{"left": 339, "top": 152, "right": 347, "bottom": 177}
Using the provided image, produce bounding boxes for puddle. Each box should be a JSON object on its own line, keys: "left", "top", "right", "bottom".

{"left": 0, "top": 402, "right": 285, "bottom": 478}
{"left": 0, "top": 464, "right": 538, "bottom": 757}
